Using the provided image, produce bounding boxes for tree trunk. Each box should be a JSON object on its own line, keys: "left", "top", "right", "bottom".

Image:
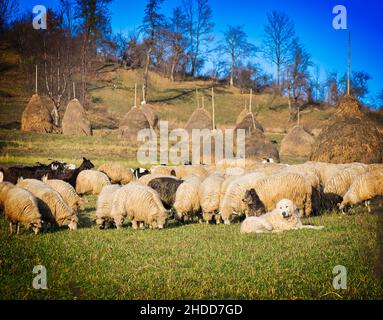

{"left": 230, "top": 52, "right": 235, "bottom": 87}
{"left": 276, "top": 63, "right": 280, "bottom": 95}
{"left": 143, "top": 46, "right": 152, "bottom": 102}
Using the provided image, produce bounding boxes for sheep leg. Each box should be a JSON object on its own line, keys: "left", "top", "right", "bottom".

{"left": 131, "top": 220, "right": 138, "bottom": 230}
{"left": 9, "top": 222, "right": 13, "bottom": 234}
{"left": 16, "top": 223, "right": 20, "bottom": 235}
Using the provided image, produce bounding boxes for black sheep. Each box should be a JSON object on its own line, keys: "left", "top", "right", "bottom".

{"left": 148, "top": 177, "right": 184, "bottom": 210}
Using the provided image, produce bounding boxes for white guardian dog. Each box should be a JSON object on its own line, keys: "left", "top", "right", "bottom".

{"left": 240, "top": 199, "right": 324, "bottom": 234}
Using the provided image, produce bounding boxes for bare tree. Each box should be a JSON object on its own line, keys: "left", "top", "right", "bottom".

{"left": 221, "top": 25, "right": 257, "bottom": 87}
{"left": 140, "top": 0, "right": 165, "bottom": 102}
{"left": 183, "top": 0, "right": 214, "bottom": 77}
{"left": 341, "top": 71, "right": 371, "bottom": 99}
{"left": 263, "top": 11, "right": 295, "bottom": 95}
{"left": 167, "top": 7, "right": 187, "bottom": 82}
{"left": 0, "top": 0, "right": 18, "bottom": 33}
{"left": 75, "top": 0, "right": 112, "bottom": 105}
{"left": 286, "top": 39, "right": 311, "bottom": 121}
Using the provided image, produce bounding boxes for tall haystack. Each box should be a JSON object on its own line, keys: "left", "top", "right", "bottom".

{"left": 245, "top": 132, "right": 280, "bottom": 163}
{"left": 236, "top": 108, "right": 248, "bottom": 125}
{"left": 280, "top": 125, "right": 314, "bottom": 158}
{"left": 21, "top": 94, "right": 52, "bottom": 133}
{"left": 185, "top": 108, "right": 213, "bottom": 133}
{"left": 235, "top": 112, "right": 264, "bottom": 135}
{"left": 119, "top": 106, "right": 151, "bottom": 140}
{"left": 310, "top": 95, "right": 383, "bottom": 164}
{"left": 141, "top": 104, "right": 159, "bottom": 129}
{"left": 62, "top": 99, "right": 92, "bottom": 136}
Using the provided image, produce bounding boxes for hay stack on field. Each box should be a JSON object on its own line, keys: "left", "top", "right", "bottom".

{"left": 185, "top": 108, "right": 213, "bottom": 133}
{"left": 245, "top": 132, "right": 280, "bottom": 163}
{"left": 235, "top": 112, "right": 264, "bottom": 135}
{"left": 21, "top": 94, "right": 52, "bottom": 133}
{"left": 280, "top": 126, "right": 314, "bottom": 158}
{"left": 120, "top": 106, "right": 151, "bottom": 140}
{"left": 310, "top": 95, "right": 383, "bottom": 164}
{"left": 236, "top": 108, "right": 249, "bottom": 125}
{"left": 62, "top": 99, "right": 92, "bottom": 136}
{"left": 141, "top": 104, "right": 159, "bottom": 129}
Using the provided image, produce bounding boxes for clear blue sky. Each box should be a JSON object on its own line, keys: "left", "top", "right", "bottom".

{"left": 19, "top": 0, "right": 383, "bottom": 107}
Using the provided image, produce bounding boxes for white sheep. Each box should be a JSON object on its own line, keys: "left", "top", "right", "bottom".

{"left": 173, "top": 176, "right": 202, "bottom": 222}
{"left": 17, "top": 178, "right": 78, "bottom": 230}
{"left": 98, "top": 163, "right": 135, "bottom": 185}
{"left": 150, "top": 165, "right": 176, "bottom": 176}
{"left": 240, "top": 199, "right": 324, "bottom": 234}
{"left": 339, "top": 169, "right": 383, "bottom": 213}
{"left": 4, "top": 187, "right": 42, "bottom": 235}
{"left": 96, "top": 184, "right": 121, "bottom": 229}
{"left": 198, "top": 173, "right": 225, "bottom": 224}
{"left": 42, "top": 176, "right": 85, "bottom": 211}
{"left": 76, "top": 170, "right": 111, "bottom": 195}
{"left": 224, "top": 167, "right": 246, "bottom": 177}
{"left": 111, "top": 184, "right": 168, "bottom": 230}
{"left": 0, "top": 181, "right": 15, "bottom": 209}
{"left": 174, "top": 165, "right": 208, "bottom": 180}
{"left": 324, "top": 165, "right": 368, "bottom": 197}
{"left": 219, "top": 172, "right": 266, "bottom": 224}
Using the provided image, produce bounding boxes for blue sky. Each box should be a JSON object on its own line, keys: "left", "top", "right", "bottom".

{"left": 19, "top": 0, "right": 383, "bottom": 107}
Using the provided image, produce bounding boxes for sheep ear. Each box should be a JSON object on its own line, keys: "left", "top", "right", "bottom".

{"left": 17, "top": 177, "right": 23, "bottom": 183}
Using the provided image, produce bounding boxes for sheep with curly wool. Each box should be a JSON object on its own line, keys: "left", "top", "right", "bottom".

{"left": 42, "top": 176, "right": 85, "bottom": 211}
{"left": 3, "top": 186, "right": 42, "bottom": 234}
{"left": 339, "top": 169, "right": 383, "bottom": 213}
{"left": 150, "top": 165, "right": 176, "bottom": 176}
{"left": 75, "top": 170, "right": 111, "bottom": 195}
{"left": 98, "top": 163, "right": 135, "bottom": 185}
{"left": 96, "top": 184, "right": 121, "bottom": 229}
{"left": 219, "top": 172, "right": 266, "bottom": 224}
{"left": 173, "top": 176, "right": 202, "bottom": 222}
{"left": 17, "top": 178, "right": 78, "bottom": 230}
{"left": 111, "top": 184, "right": 168, "bottom": 230}
{"left": 324, "top": 165, "right": 368, "bottom": 198}
{"left": 198, "top": 173, "right": 225, "bottom": 224}
{"left": 0, "top": 181, "right": 15, "bottom": 209}
{"left": 174, "top": 165, "right": 208, "bottom": 180}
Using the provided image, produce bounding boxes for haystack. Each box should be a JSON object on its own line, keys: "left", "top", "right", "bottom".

{"left": 280, "top": 125, "right": 314, "bottom": 158}
{"left": 310, "top": 95, "right": 383, "bottom": 164}
{"left": 235, "top": 112, "right": 264, "bottom": 135}
{"left": 236, "top": 108, "right": 248, "bottom": 125}
{"left": 245, "top": 133, "right": 280, "bottom": 163}
{"left": 62, "top": 99, "right": 92, "bottom": 136}
{"left": 120, "top": 106, "right": 151, "bottom": 140}
{"left": 141, "top": 104, "right": 159, "bottom": 129}
{"left": 185, "top": 108, "right": 213, "bottom": 133}
{"left": 236, "top": 128, "right": 279, "bottom": 162}
{"left": 21, "top": 94, "right": 52, "bottom": 133}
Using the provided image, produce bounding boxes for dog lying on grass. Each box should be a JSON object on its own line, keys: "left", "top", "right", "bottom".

{"left": 240, "top": 199, "right": 324, "bottom": 234}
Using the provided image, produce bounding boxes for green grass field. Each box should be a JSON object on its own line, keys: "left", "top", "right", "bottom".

{"left": 1, "top": 197, "right": 382, "bottom": 299}
{"left": 1, "top": 47, "right": 382, "bottom": 300}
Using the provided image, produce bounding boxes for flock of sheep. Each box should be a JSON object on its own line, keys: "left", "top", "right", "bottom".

{"left": 0, "top": 159, "right": 382, "bottom": 234}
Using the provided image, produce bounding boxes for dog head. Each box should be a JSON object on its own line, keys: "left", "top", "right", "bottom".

{"left": 275, "top": 199, "right": 298, "bottom": 219}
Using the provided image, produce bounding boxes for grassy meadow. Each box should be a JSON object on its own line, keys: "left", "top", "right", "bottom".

{"left": 1, "top": 199, "right": 382, "bottom": 300}
{"left": 1, "top": 47, "right": 382, "bottom": 300}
